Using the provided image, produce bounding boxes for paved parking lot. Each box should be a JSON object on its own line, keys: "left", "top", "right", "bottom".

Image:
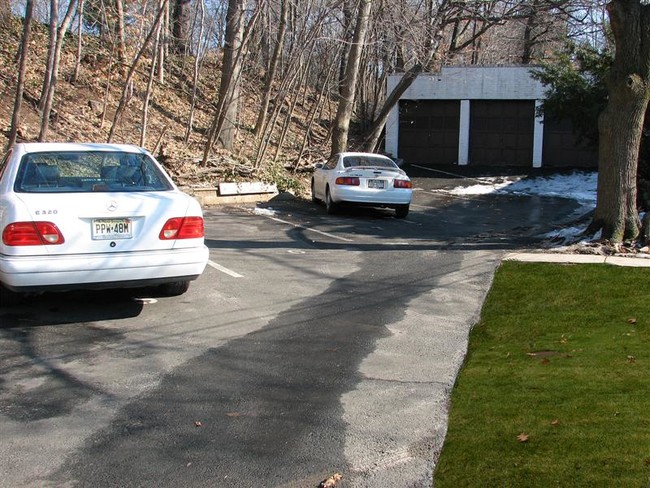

{"left": 0, "top": 175, "right": 582, "bottom": 487}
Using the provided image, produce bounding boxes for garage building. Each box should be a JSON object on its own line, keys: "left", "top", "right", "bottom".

{"left": 385, "top": 66, "right": 597, "bottom": 169}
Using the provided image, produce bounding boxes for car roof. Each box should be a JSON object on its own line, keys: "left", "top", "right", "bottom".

{"left": 16, "top": 142, "right": 148, "bottom": 155}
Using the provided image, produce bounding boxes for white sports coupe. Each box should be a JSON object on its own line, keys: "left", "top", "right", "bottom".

{"left": 0, "top": 143, "right": 209, "bottom": 305}
{"left": 311, "top": 152, "right": 413, "bottom": 218}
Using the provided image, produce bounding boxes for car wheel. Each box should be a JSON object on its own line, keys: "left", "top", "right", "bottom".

{"left": 395, "top": 205, "right": 409, "bottom": 219}
{"left": 311, "top": 179, "right": 319, "bottom": 203}
{"left": 325, "top": 187, "right": 338, "bottom": 215}
{"left": 159, "top": 280, "right": 191, "bottom": 297}
{"left": 0, "top": 284, "right": 22, "bottom": 306}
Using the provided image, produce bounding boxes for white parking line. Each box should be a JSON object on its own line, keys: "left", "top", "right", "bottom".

{"left": 208, "top": 260, "right": 244, "bottom": 278}
{"left": 267, "top": 216, "right": 354, "bottom": 242}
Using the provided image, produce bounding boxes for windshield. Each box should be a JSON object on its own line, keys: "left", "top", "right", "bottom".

{"left": 342, "top": 155, "right": 397, "bottom": 169}
{"left": 14, "top": 151, "right": 173, "bottom": 193}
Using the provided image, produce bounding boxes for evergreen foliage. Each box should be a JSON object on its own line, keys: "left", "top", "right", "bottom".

{"left": 533, "top": 42, "right": 649, "bottom": 184}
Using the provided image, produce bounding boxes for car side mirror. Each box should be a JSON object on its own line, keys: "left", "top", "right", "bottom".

{"left": 314, "top": 163, "right": 324, "bottom": 169}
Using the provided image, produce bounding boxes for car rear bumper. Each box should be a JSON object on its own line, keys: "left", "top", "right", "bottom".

{"left": 0, "top": 246, "right": 209, "bottom": 291}
{"left": 331, "top": 186, "right": 412, "bottom": 206}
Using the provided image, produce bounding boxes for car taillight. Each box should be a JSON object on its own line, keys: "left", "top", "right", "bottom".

{"left": 2, "top": 222, "right": 65, "bottom": 246}
{"left": 335, "top": 177, "right": 360, "bottom": 186}
{"left": 394, "top": 179, "right": 412, "bottom": 189}
{"left": 159, "top": 216, "right": 204, "bottom": 240}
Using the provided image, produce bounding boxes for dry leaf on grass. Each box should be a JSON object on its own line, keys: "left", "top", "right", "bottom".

{"left": 627, "top": 318, "right": 637, "bottom": 324}
{"left": 517, "top": 433, "right": 529, "bottom": 443}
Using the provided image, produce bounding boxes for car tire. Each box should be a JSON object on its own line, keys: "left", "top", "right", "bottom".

{"left": 325, "top": 187, "right": 338, "bottom": 215}
{"left": 311, "top": 179, "right": 319, "bottom": 203}
{"left": 159, "top": 280, "right": 191, "bottom": 297}
{"left": 395, "top": 205, "right": 409, "bottom": 219}
{"left": 0, "top": 284, "right": 22, "bottom": 307}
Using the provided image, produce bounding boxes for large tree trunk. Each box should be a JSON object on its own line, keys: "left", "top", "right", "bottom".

{"left": 588, "top": 0, "right": 650, "bottom": 242}
{"left": 172, "top": 0, "right": 192, "bottom": 54}
{"left": 216, "top": 0, "right": 244, "bottom": 150}
{"left": 330, "top": 0, "right": 371, "bottom": 156}
{"left": 202, "top": 0, "right": 254, "bottom": 164}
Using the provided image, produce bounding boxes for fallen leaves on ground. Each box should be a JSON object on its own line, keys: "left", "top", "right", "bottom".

{"left": 517, "top": 433, "right": 530, "bottom": 443}
{"left": 318, "top": 473, "right": 343, "bottom": 487}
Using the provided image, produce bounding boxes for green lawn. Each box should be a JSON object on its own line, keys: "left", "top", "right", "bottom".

{"left": 434, "top": 261, "right": 650, "bottom": 487}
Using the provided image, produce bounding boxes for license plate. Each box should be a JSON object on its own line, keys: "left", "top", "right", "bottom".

{"left": 368, "top": 179, "right": 385, "bottom": 189}
{"left": 92, "top": 218, "right": 132, "bottom": 240}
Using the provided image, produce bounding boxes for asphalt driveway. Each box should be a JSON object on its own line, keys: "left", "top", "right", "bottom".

{"left": 0, "top": 171, "right": 582, "bottom": 487}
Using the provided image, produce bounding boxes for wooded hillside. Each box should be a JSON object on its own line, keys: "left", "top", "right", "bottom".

{"left": 0, "top": 1, "right": 604, "bottom": 194}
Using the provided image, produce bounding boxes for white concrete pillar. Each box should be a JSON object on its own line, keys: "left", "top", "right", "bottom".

{"left": 385, "top": 105, "right": 399, "bottom": 158}
{"left": 533, "top": 100, "right": 544, "bottom": 168}
{"left": 458, "top": 100, "right": 470, "bottom": 166}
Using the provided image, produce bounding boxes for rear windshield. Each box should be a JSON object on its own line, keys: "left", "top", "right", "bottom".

{"left": 342, "top": 156, "right": 397, "bottom": 169}
{"left": 14, "top": 151, "right": 173, "bottom": 193}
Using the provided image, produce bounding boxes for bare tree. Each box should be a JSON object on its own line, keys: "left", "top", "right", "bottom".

{"left": 107, "top": 0, "right": 169, "bottom": 142}
{"left": 141, "top": 1, "right": 166, "bottom": 147}
{"left": 115, "top": 0, "right": 127, "bottom": 71}
{"left": 253, "top": 0, "right": 340, "bottom": 167}
{"left": 587, "top": 0, "right": 650, "bottom": 242}
{"left": 38, "top": 0, "right": 78, "bottom": 141}
{"left": 253, "top": 0, "right": 288, "bottom": 138}
{"left": 72, "top": 0, "right": 86, "bottom": 83}
{"left": 202, "top": 0, "right": 261, "bottom": 163}
{"left": 39, "top": 0, "right": 59, "bottom": 111}
{"left": 331, "top": 0, "right": 371, "bottom": 155}
{"left": 6, "top": 0, "right": 34, "bottom": 151}
{"left": 362, "top": 0, "right": 571, "bottom": 152}
{"left": 157, "top": 0, "right": 169, "bottom": 82}
{"left": 184, "top": 0, "right": 207, "bottom": 142}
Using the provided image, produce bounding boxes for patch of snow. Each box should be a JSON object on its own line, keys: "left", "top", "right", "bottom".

{"left": 503, "top": 172, "right": 598, "bottom": 205}
{"left": 447, "top": 178, "right": 516, "bottom": 195}
{"left": 253, "top": 207, "right": 277, "bottom": 216}
{"left": 445, "top": 171, "right": 598, "bottom": 206}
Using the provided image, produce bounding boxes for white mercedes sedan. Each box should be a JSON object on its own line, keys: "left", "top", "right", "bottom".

{"left": 311, "top": 152, "right": 413, "bottom": 218}
{"left": 0, "top": 143, "right": 209, "bottom": 305}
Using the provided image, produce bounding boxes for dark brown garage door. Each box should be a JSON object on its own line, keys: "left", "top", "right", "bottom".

{"left": 470, "top": 100, "right": 534, "bottom": 166}
{"left": 542, "top": 118, "right": 598, "bottom": 168}
{"left": 398, "top": 100, "right": 460, "bottom": 165}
